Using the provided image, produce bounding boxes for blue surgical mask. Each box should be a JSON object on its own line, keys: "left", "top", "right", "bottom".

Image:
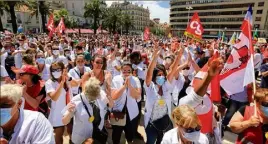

{"left": 0, "top": 108, "right": 12, "bottom": 126}
{"left": 156, "top": 76, "right": 165, "bottom": 86}
{"left": 261, "top": 106, "right": 268, "bottom": 117}
{"left": 36, "top": 58, "right": 45, "bottom": 64}
{"left": 182, "top": 130, "right": 201, "bottom": 142}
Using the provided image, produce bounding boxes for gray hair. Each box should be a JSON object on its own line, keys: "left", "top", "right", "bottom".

{"left": 84, "top": 77, "right": 100, "bottom": 99}
{"left": 0, "top": 84, "right": 23, "bottom": 103}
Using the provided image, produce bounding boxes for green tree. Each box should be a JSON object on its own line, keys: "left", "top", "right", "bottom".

{"left": 0, "top": 1, "right": 6, "bottom": 31}
{"left": 26, "top": 0, "right": 53, "bottom": 32}
{"left": 102, "top": 7, "right": 122, "bottom": 34}
{"left": 84, "top": 0, "right": 106, "bottom": 34}
{"left": 121, "top": 14, "right": 133, "bottom": 34}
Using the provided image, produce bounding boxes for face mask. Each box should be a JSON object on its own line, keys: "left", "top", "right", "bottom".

{"left": 182, "top": 130, "right": 201, "bottom": 142}
{"left": 52, "top": 50, "right": 59, "bottom": 56}
{"left": 132, "top": 64, "right": 138, "bottom": 70}
{"left": 77, "top": 65, "right": 84, "bottom": 69}
{"left": 116, "top": 57, "right": 121, "bottom": 61}
{"left": 52, "top": 71, "right": 62, "bottom": 79}
{"left": 261, "top": 106, "right": 268, "bottom": 117}
{"left": 182, "top": 70, "right": 190, "bottom": 76}
{"left": 36, "top": 58, "right": 45, "bottom": 64}
{"left": 0, "top": 108, "right": 12, "bottom": 126}
{"left": 156, "top": 76, "right": 165, "bottom": 86}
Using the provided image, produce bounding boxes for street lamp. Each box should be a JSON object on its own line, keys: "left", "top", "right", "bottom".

{"left": 186, "top": 6, "right": 193, "bottom": 25}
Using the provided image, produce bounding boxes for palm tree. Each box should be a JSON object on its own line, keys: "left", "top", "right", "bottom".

{"left": 0, "top": 1, "right": 6, "bottom": 31}
{"left": 121, "top": 14, "right": 133, "bottom": 34}
{"left": 84, "top": 0, "right": 105, "bottom": 34}
{"left": 103, "top": 7, "right": 122, "bottom": 34}
{"left": 26, "top": 0, "right": 52, "bottom": 32}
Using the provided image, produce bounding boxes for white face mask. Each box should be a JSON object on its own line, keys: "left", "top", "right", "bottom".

{"left": 182, "top": 130, "right": 201, "bottom": 142}
{"left": 52, "top": 50, "right": 59, "bottom": 56}
{"left": 116, "top": 57, "right": 121, "bottom": 61}
{"left": 77, "top": 65, "right": 84, "bottom": 69}
{"left": 52, "top": 71, "right": 62, "bottom": 79}
{"left": 182, "top": 70, "right": 190, "bottom": 76}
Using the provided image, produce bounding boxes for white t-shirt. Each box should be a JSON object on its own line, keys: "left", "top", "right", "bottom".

{"left": 41, "top": 64, "right": 51, "bottom": 81}
{"left": 136, "top": 62, "right": 147, "bottom": 80}
{"left": 0, "top": 65, "right": 9, "bottom": 85}
{"left": 254, "top": 53, "right": 262, "bottom": 70}
{"left": 111, "top": 60, "right": 121, "bottom": 77}
{"left": 0, "top": 52, "right": 7, "bottom": 66}
{"left": 111, "top": 75, "right": 140, "bottom": 121}
{"left": 68, "top": 66, "right": 92, "bottom": 94}
{"left": 0, "top": 110, "right": 55, "bottom": 144}
{"left": 45, "top": 79, "right": 73, "bottom": 127}
{"left": 45, "top": 56, "right": 68, "bottom": 66}
{"left": 161, "top": 127, "right": 209, "bottom": 144}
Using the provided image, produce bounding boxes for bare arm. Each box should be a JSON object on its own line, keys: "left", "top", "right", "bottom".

{"left": 145, "top": 43, "right": 160, "bottom": 87}
{"left": 48, "top": 81, "right": 65, "bottom": 101}
{"left": 167, "top": 48, "right": 184, "bottom": 82}
{"left": 261, "top": 71, "right": 268, "bottom": 77}
{"left": 128, "top": 81, "right": 141, "bottom": 100}
{"left": 111, "top": 80, "right": 128, "bottom": 100}
{"left": 23, "top": 93, "right": 43, "bottom": 109}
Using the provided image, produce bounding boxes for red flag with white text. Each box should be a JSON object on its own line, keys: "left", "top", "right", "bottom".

{"left": 56, "top": 17, "right": 66, "bottom": 36}
{"left": 47, "top": 14, "right": 54, "bottom": 38}
{"left": 184, "top": 12, "right": 204, "bottom": 41}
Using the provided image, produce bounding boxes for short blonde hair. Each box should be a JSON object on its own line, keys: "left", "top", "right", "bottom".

{"left": 84, "top": 77, "right": 100, "bottom": 98}
{"left": 0, "top": 84, "right": 23, "bottom": 103}
{"left": 172, "top": 105, "right": 200, "bottom": 128}
{"left": 254, "top": 88, "right": 268, "bottom": 102}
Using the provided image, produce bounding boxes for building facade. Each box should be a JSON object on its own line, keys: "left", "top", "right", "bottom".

{"left": 110, "top": 2, "right": 150, "bottom": 34}
{"left": 170, "top": 0, "right": 268, "bottom": 37}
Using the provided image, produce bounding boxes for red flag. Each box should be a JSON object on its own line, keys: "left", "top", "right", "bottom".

{"left": 56, "top": 17, "right": 66, "bottom": 36}
{"left": 220, "top": 8, "right": 254, "bottom": 96}
{"left": 191, "top": 51, "right": 221, "bottom": 102}
{"left": 47, "top": 14, "right": 54, "bottom": 31}
{"left": 143, "top": 27, "right": 150, "bottom": 41}
{"left": 184, "top": 12, "right": 204, "bottom": 41}
{"left": 97, "top": 25, "right": 102, "bottom": 32}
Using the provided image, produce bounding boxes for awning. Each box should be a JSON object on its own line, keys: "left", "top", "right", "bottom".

{"left": 79, "top": 29, "right": 94, "bottom": 34}
{"left": 65, "top": 29, "right": 77, "bottom": 33}
{"left": 97, "top": 29, "right": 109, "bottom": 34}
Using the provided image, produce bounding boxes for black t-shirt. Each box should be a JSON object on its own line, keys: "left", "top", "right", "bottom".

{"left": 238, "top": 106, "right": 268, "bottom": 143}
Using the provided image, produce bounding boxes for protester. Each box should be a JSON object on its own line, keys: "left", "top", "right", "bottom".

{"left": 229, "top": 88, "right": 268, "bottom": 143}
{"left": 0, "top": 84, "right": 55, "bottom": 143}
{"left": 161, "top": 105, "right": 209, "bottom": 144}
{"left": 36, "top": 51, "right": 51, "bottom": 81}
{"left": 62, "top": 77, "right": 108, "bottom": 144}
{"left": 45, "top": 45, "right": 68, "bottom": 66}
{"left": 45, "top": 61, "right": 73, "bottom": 143}
{"left": 111, "top": 61, "right": 141, "bottom": 144}
{"left": 260, "top": 55, "right": 268, "bottom": 88}
{"left": 254, "top": 47, "right": 263, "bottom": 79}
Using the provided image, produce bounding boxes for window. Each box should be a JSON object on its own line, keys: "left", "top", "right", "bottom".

{"left": 255, "top": 17, "right": 261, "bottom": 21}
{"left": 257, "top": 10, "right": 263, "bottom": 14}
{"left": 258, "top": 2, "right": 264, "bottom": 7}
{"left": 254, "top": 24, "right": 260, "bottom": 29}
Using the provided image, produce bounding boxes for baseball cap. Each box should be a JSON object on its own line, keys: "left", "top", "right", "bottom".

{"left": 19, "top": 65, "right": 39, "bottom": 75}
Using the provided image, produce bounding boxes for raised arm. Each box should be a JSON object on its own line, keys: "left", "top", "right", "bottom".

{"left": 145, "top": 42, "right": 161, "bottom": 87}
{"left": 167, "top": 46, "right": 184, "bottom": 82}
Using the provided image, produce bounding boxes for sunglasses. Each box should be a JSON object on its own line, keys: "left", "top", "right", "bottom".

{"left": 95, "top": 61, "right": 103, "bottom": 64}
{"left": 51, "top": 69, "right": 62, "bottom": 72}
{"left": 261, "top": 102, "right": 268, "bottom": 107}
{"left": 183, "top": 127, "right": 201, "bottom": 133}
{"left": 19, "top": 73, "right": 28, "bottom": 76}
{"left": 183, "top": 67, "right": 190, "bottom": 70}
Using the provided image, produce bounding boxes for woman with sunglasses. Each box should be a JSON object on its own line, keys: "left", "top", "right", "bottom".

{"left": 161, "top": 105, "right": 209, "bottom": 144}
{"left": 110, "top": 61, "right": 141, "bottom": 144}
{"left": 144, "top": 41, "right": 182, "bottom": 144}
{"left": 229, "top": 88, "right": 268, "bottom": 144}
{"left": 45, "top": 61, "right": 73, "bottom": 144}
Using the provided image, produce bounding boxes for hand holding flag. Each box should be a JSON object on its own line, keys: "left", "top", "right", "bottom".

{"left": 208, "top": 57, "right": 224, "bottom": 77}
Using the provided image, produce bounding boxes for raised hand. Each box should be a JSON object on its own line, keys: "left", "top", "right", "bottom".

{"left": 208, "top": 58, "right": 224, "bottom": 77}
{"left": 67, "top": 102, "right": 76, "bottom": 113}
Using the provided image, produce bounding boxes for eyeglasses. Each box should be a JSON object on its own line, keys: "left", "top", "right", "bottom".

{"left": 51, "top": 69, "right": 62, "bottom": 72}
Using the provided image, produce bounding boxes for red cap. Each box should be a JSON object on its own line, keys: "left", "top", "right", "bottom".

{"left": 19, "top": 65, "right": 39, "bottom": 75}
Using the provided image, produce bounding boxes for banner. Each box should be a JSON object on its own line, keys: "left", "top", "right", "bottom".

{"left": 184, "top": 12, "right": 204, "bottom": 41}
{"left": 56, "top": 17, "right": 66, "bottom": 36}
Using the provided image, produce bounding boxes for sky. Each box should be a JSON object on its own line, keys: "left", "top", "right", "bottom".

{"left": 105, "top": 1, "right": 170, "bottom": 23}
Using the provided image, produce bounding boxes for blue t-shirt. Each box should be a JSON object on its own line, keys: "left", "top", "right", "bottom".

{"left": 260, "top": 64, "right": 268, "bottom": 88}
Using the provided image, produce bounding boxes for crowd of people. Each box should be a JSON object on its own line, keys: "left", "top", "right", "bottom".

{"left": 0, "top": 32, "right": 268, "bottom": 144}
